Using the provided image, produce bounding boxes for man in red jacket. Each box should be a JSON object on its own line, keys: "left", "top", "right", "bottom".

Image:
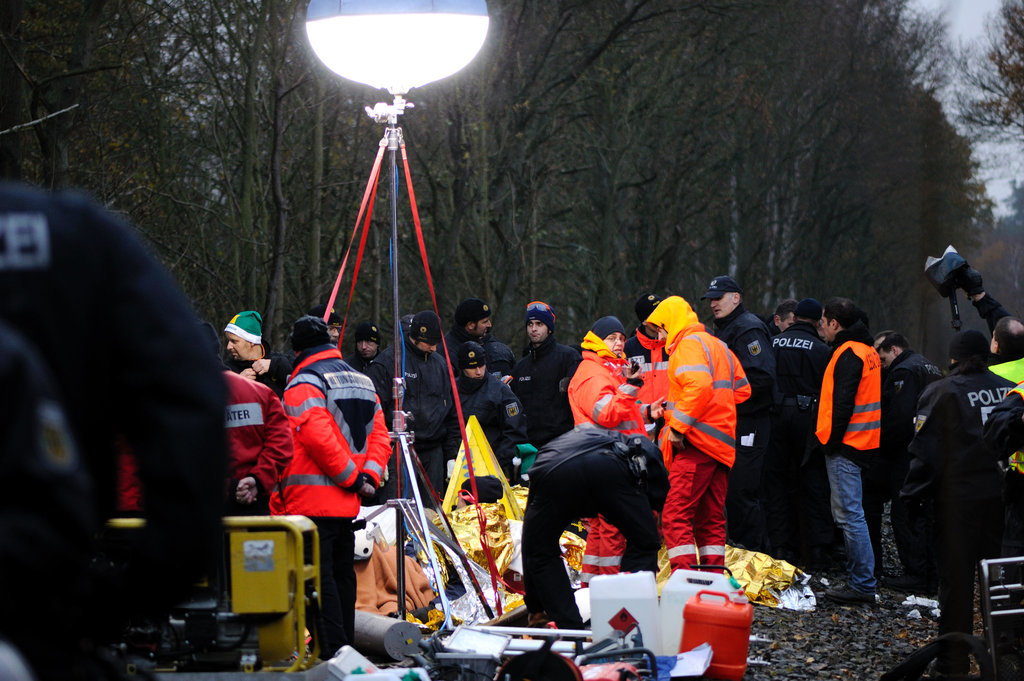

{"left": 224, "top": 371, "right": 293, "bottom": 515}
{"left": 272, "top": 316, "right": 391, "bottom": 658}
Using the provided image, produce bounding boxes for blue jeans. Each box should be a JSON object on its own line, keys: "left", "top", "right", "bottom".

{"left": 824, "top": 453, "right": 876, "bottom": 594}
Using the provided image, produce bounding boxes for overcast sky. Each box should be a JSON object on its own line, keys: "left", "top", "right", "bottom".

{"left": 913, "top": 0, "right": 1018, "bottom": 212}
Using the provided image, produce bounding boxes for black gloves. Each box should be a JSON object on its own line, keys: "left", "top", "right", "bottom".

{"left": 956, "top": 266, "right": 984, "bottom": 297}
{"left": 345, "top": 472, "right": 377, "bottom": 498}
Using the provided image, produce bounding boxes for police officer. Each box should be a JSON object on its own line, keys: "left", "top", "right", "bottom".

{"left": 343, "top": 321, "right": 382, "bottom": 373}
{"left": 902, "top": 330, "right": 1012, "bottom": 676}
{"left": 444, "top": 297, "right": 516, "bottom": 377}
{"left": 455, "top": 341, "right": 529, "bottom": 480}
{"left": 0, "top": 183, "right": 227, "bottom": 675}
{"left": 367, "top": 310, "right": 461, "bottom": 499}
{"left": 866, "top": 332, "right": 941, "bottom": 591}
{"left": 702, "top": 275, "right": 776, "bottom": 551}
{"left": 984, "top": 379, "right": 1024, "bottom": 556}
{"left": 521, "top": 427, "right": 668, "bottom": 630}
{"left": 764, "top": 298, "right": 834, "bottom": 568}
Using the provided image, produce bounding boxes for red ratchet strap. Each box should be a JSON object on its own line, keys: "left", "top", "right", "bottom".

{"left": 400, "top": 141, "right": 505, "bottom": 613}
{"left": 321, "top": 140, "right": 387, "bottom": 344}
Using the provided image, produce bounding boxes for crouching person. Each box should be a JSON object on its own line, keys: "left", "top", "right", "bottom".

{"left": 521, "top": 427, "right": 668, "bottom": 629}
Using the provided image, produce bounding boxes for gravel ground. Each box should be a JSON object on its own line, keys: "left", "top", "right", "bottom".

{"left": 743, "top": 521, "right": 967, "bottom": 681}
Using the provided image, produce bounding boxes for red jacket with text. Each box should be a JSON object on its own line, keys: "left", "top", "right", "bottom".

{"left": 223, "top": 370, "right": 293, "bottom": 494}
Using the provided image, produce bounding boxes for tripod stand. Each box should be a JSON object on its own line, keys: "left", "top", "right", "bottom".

{"left": 321, "top": 94, "right": 502, "bottom": 624}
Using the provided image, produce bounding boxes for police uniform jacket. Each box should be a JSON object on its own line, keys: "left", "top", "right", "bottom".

{"left": 713, "top": 303, "right": 776, "bottom": 416}
{"left": 445, "top": 325, "right": 516, "bottom": 377}
{"left": 879, "top": 350, "right": 942, "bottom": 458}
{"left": 366, "top": 338, "right": 461, "bottom": 454}
{"left": 511, "top": 334, "right": 582, "bottom": 448}
{"left": 0, "top": 183, "right": 227, "bottom": 628}
{"left": 903, "top": 367, "right": 1014, "bottom": 504}
{"left": 771, "top": 320, "right": 830, "bottom": 403}
{"left": 984, "top": 388, "right": 1024, "bottom": 459}
{"left": 456, "top": 372, "right": 528, "bottom": 471}
{"left": 343, "top": 351, "right": 376, "bottom": 374}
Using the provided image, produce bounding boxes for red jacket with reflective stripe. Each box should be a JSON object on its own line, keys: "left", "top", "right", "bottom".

{"left": 568, "top": 332, "right": 647, "bottom": 436}
{"left": 223, "top": 371, "right": 293, "bottom": 494}
{"left": 627, "top": 330, "right": 670, "bottom": 410}
{"left": 647, "top": 297, "right": 751, "bottom": 467}
{"left": 272, "top": 347, "right": 390, "bottom": 518}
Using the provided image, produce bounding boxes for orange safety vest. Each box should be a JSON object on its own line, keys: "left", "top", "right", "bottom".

{"left": 568, "top": 332, "right": 647, "bottom": 436}
{"left": 815, "top": 341, "right": 881, "bottom": 451}
{"left": 662, "top": 330, "right": 750, "bottom": 467}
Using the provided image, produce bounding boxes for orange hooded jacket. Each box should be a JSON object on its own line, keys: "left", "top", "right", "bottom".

{"left": 568, "top": 331, "right": 647, "bottom": 436}
{"left": 646, "top": 296, "right": 751, "bottom": 467}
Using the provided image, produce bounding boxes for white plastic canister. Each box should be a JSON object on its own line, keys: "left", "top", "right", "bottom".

{"left": 658, "top": 567, "right": 745, "bottom": 655}
{"left": 588, "top": 571, "right": 661, "bottom": 652}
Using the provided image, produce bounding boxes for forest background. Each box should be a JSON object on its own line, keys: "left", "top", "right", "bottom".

{"left": 5, "top": 0, "right": 1024, "bottom": 362}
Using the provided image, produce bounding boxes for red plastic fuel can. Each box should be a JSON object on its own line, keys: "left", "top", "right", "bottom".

{"left": 679, "top": 590, "right": 753, "bottom": 681}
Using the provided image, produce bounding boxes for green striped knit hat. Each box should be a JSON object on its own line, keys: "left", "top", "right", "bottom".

{"left": 224, "top": 311, "right": 263, "bottom": 345}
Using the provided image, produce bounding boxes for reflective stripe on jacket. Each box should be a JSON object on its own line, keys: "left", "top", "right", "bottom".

{"left": 816, "top": 341, "right": 881, "bottom": 451}
{"left": 271, "top": 346, "right": 390, "bottom": 518}
{"left": 662, "top": 330, "right": 751, "bottom": 466}
{"left": 568, "top": 331, "right": 647, "bottom": 436}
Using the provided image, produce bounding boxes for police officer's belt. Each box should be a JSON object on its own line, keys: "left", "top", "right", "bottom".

{"left": 779, "top": 395, "right": 815, "bottom": 409}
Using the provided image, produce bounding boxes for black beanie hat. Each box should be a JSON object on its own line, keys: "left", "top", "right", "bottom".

{"left": 634, "top": 294, "right": 663, "bottom": 324}
{"left": 409, "top": 310, "right": 442, "bottom": 344}
{"left": 307, "top": 304, "right": 341, "bottom": 326}
{"left": 591, "top": 315, "right": 626, "bottom": 340}
{"left": 459, "top": 341, "right": 487, "bottom": 370}
{"left": 455, "top": 298, "right": 491, "bottom": 326}
{"left": 354, "top": 321, "right": 381, "bottom": 345}
{"left": 949, "top": 329, "right": 989, "bottom": 361}
{"left": 462, "top": 475, "right": 503, "bottom": 503}
{"left": 290, "top": 315, "right": 331, "bottom": 352}
{"left": 794, "top": 298, "right": 823, "bottom": 321}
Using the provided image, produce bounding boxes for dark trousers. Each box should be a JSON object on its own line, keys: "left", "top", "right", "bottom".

{"left": 1003, "top": 471, "right": 1024, "bottom": 557}
{"left": 935, "top": 496, "right": 1003, "bottom": 673}
{"left": 726, "top": 412, "right": 769, "bottom": 552}
{"left": 376, "top": 439, "right": 445, "bottom": 503}
{"left": 863, "top": 451, "right": 935, "bottom": 580}
{"left": 764, "top": 406, "right": 834, "bottom": 558}
{"left": 311, "top": 517, "right": 356, "bottom": 659}
{"left": 522, "top": 452, "right": 660, "bottom": 630}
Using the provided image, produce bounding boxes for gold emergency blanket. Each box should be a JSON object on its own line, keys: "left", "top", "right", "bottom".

{"left": 447, "top": 502, "right": 515, "bottom": 574}
{"left": 725, "top": 545, "right": 802, "bottom": 607}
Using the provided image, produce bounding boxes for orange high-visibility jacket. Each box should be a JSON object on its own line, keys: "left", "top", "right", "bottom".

{"left": 647, "top": 297, "right": 751, "bottom": 467}
{"left": 815, "top": 341, "right": 881, "bottom": 451}
{"left": 272, "top": 347, "right": 391, "bottom": 518}
{"left": 568, "top": 331, "right": 647, "bottom": 436}
{"left": 626, "top": 330, "right": 670, "bottom": 413}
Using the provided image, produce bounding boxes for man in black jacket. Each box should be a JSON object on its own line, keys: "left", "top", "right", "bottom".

{"left": 522, "top": 427, "right": 667, "bottom": 630}
{"left": 224, "top": 309, "right": 293, "bottom": 398}
{"left": 343, "top": 320, "right": 382, "bottom": 373}
{"left": 444, "top": 297, "right": 516, "bottom": 377}
{"left": 765, "top": 297, "right": 834, "bottom": 568}
{"left": 816, "top": 297, "right": 881, "bottom": 605}
{"left": 367, "top": 310, "right": 460, "bottom": 500}
{"left": 865, "top": 332, "right": 941, "bottom": 592}
{"left": 456, "top": 341, "right": 528, "bottom": 481}
{"left": 510, "top": 301, "right": 582, "bottom": 450}
{"left": 702, "top": 275, "right": 776, "bottom": 552}
{"left": 903, "top": 330, "right": 1012, "bottom": 676}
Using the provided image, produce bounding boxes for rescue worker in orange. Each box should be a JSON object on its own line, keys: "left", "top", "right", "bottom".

{"left": 815, "top": 297, "right": 881, "bottom": 605}
{"left": 624, "top": 293, "right": 671, "bottom": 440}
{"left": 568, "top": 316, "right": 665, "bottom": 584}
{"left": 644, "top": 296, "right": 750, "bottom": 570}
{"left": 271, "top": 316, "right": 391, "bottom": 658}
